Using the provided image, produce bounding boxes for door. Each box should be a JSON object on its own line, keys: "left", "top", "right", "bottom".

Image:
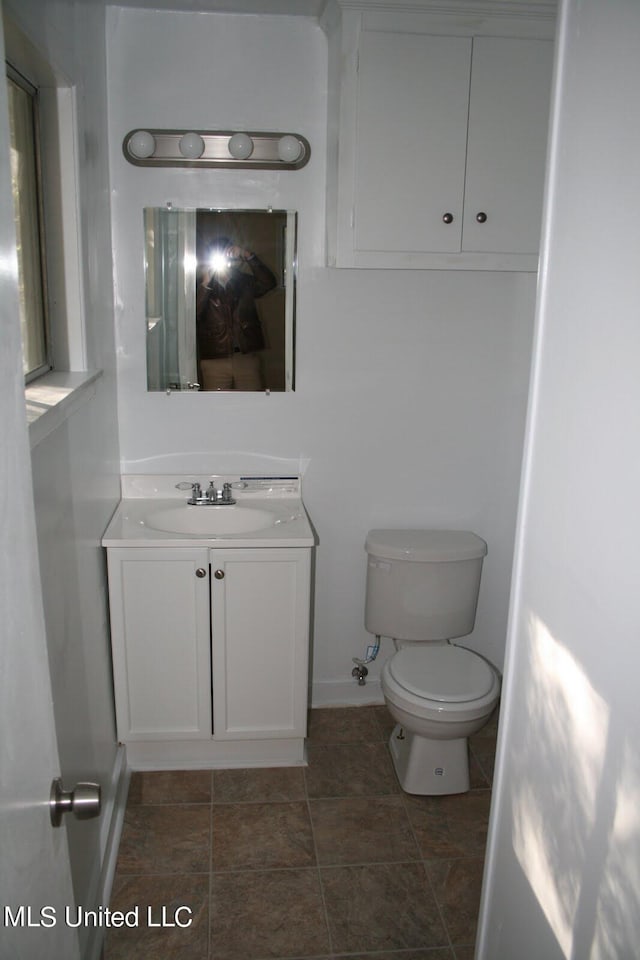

{"left": 353, "top": 29, "right": 471, "bottom": 254}
{"left": 0, "top": 31, "right": 79, "bottom": 958}
{"left": 462, "top": 36, "right": 554, "bottom": 254}
{"left": 107, "top": 547, "right": 211, "bottom": 740}
{"left": 210, "top": 548, "right": 311, "bottom": 740}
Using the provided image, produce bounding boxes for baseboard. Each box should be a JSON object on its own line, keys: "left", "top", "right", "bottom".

{"left": 84, "top": 744, "right": 129, "bottom": 960}
{"left": 311, "top": 677, "right": 384, "bottom": 708}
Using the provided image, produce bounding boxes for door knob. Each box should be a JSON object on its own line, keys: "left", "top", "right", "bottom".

{"left": 50, "top": 778, "right": 101, "bottom": 828}
{"left": 475, "top": 211, "right": 487, "bottom": 223}
{"left": 195, "top": 567, "right": 207, "bottom": 578}
{"left": 442, "top": 212, "right": 454, "bottom": 224}
{"left": 214, "top": 569, "right": 225, "bottom": 580}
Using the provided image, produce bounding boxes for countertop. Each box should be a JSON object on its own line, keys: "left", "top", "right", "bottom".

{"left": 102, "top": 494, "right": 315, "bottom": 549}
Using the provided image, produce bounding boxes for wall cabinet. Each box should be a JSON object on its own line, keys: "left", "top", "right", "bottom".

{"left": 326, "top": 6, "right": 555, "bottom": 270}
{"left": 106, "top": 545, "right": 311, "bottom": 767}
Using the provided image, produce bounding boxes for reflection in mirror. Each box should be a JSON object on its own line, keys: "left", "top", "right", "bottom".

{"left": 145, "top": 208, "right": 296, "bottom": 392}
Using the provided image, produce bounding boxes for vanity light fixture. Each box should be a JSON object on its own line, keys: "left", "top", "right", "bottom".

{"left": 123, "top": 128, "right": 310, "bottom": 169}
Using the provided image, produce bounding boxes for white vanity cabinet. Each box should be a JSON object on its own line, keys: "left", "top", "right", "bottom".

{"left": 326, "top": 6, "right": 555, "bottom": 270}
{"left": 210, "top": 548, "right": 311, "bottom": 741}
{"left": 106, "top": 547, "right": 212, "bottom": 743}
{"left": 105, "top": 543, "right": 312, "bottom": 768}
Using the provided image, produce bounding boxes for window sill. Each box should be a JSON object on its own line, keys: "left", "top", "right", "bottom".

{"left": 27, "top": 370, "right": 103, "bottom": 450}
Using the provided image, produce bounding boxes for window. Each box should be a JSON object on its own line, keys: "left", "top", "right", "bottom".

{"left": 7, "top": 63, "right": 51, "bottom": 382}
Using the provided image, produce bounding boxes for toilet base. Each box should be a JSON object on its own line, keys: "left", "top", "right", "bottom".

{"left": 388, "top": 723, "right": 470, "bottom": 795}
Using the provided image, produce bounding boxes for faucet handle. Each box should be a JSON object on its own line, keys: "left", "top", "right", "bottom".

{"left": 222, "top": 482, "right": 236, "bottom": 504}
{"left": 191, "top": 482, "right": 202, "bottom": 500}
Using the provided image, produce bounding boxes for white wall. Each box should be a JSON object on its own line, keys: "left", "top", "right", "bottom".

{"left": 107, "top": 6, "right": 537, "bottom": 702}
{"left": 3, "top": 0, "right": 122, "bottom": 946}
{"left": 478, "top": 0, "right": 640, "bottom": 955}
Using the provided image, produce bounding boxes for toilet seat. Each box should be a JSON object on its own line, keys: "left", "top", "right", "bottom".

{"left": 388, "top": 644, "right": 495, "bottom": 703}
{"left": 381, "top": 645, "right": 500, "bottom": 724}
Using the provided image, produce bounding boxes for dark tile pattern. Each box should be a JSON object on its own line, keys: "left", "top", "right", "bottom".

{"left": 211, "top": 868, "right": 330, "bottom": 959}
{"left": 309, "top": 795, "right": 419, "bottom": 865}
{"left": 105, "top": 704, "right": 497, "bottom": 959}
{"left": 212, "top": 800, "right": 316, "bottom": 870}
{"left": 305, "top": 740, "right": 400, "bottom": 798}
{"left": 322, "top": 861, "right": 447, "bottom": 953}
{"left": 107, "top": 875, "right": 209, "bottom": 960}
{"left": 116, "top": 804, "right": 211, "bottom": 875}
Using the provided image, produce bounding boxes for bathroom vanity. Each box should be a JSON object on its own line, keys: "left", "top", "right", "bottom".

{"left": 102, "top": 476, "right": 315, "bottom": 768}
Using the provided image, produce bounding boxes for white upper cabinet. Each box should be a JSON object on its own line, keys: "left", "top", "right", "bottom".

{"left": 462, "top": 36, "right": 554, "bottom": 256}
{"left": 325, "top": 4, "right": 555, "bottom": 270}
{"left": 354, "top": 31, "right": 472, "bottom": 256}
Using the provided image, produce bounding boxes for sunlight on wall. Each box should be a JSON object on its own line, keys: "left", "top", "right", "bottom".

{"left": 512, "top": 613, "right": 610, "bottom": 959}
{"left": 25, "top": 382, "right": 77, "bottom": 420}
{"left": 589, "top": 741, "right": 640, "bottom": 960}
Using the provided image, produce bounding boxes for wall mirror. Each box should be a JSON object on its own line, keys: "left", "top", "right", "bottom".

{"left": 145, "top": 208, "right": 296, "bottom": 392}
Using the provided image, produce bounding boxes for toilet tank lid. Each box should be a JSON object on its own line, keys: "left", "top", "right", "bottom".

{"left": 365, "top": 529, "right": 487, "bottom": 562}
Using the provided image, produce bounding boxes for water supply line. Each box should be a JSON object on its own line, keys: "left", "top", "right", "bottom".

{"left": 351, "top": 635, "right": 381, "bottom": 685}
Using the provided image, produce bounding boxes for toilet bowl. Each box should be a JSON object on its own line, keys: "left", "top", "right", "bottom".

{"left": 381, "top": 643, "right": 500, "bottom": 794}
{"left": 364, "top": 529, "right": 500, "bottom": 795}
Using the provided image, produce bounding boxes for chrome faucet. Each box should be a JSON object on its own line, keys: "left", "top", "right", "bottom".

{"left": 187, "top": 480, "right": 235, "bottom": 505}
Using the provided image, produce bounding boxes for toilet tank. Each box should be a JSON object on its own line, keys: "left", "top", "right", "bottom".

{"left": 365, "top": 530, "right": 487, "bottom": 641}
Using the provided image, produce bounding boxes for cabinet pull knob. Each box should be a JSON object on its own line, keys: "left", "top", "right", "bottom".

{"left": 476, "top": 211, "right": 487, "bottom": 223}
{"left": 195, "top": 567, "right": 207, "bottom": 578}
{"left": 214, "top": 569, "right": 225, "bottom": 580}
{"left": 442, "top": 212, "right": 454, "bottom": 224}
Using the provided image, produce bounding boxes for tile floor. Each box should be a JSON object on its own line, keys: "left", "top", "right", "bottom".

{"left": 105, "top": 705, "right": 497, "bottom": 960}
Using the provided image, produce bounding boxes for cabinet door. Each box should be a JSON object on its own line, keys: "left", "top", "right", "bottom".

{"left": 210, "top": 548, "right": 311, "bottom": 740}
{"left": 462, "top": 37, "right": 554, "bottom": 254}
{"left": 353, "top": 29, "right": 471, "bottom": 255}
{"left": 107, "top": 548, "right": 211, "bottom": 741}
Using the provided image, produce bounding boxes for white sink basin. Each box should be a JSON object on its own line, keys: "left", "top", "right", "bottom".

{"left": 144, "top": 505, "right": 276, "bottom": 536}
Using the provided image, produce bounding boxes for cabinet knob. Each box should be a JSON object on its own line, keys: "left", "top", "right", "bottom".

{"left": 195, "top": 567, "right": 207, "bottom": 578}
{"left": 442, "top": 212, "right": 454, "bottom": 224}
{"left": 214, "top": 569, "right": 225, "bottom": 580}
{"left": 475, "top": 211, "right": 487, "bottom": 223}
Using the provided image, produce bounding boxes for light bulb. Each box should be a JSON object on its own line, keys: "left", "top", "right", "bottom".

{"left": 228, "top": 133, "right": 254, "bottom": 160}
{"left": 128, "top": 130, "right": 156, "bottom": 159}
{"left": 179, "top": 132, "right": 205, "bottom": 159}
{"left": 277, "top": 135, "right": 302, "bottom": 163}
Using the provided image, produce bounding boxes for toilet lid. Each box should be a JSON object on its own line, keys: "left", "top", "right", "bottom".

{"left": 388, "top": 645, "right": 495, "bottom": 703}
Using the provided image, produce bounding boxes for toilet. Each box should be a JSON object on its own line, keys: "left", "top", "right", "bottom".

{"left": 365, "top": 529, "right": 500, "bottom": 795}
